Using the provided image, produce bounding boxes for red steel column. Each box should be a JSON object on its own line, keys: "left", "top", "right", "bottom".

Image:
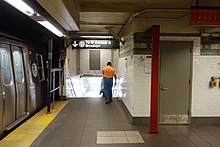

{"left": 150, "top": 25, "right": 160, "bottom": 133}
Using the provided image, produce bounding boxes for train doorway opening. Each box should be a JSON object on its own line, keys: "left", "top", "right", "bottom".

{"left": 65, "top": 47, "right": 119, "bottom": 99}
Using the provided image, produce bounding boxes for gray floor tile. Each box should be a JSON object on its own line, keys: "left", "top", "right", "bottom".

{"left": 80, "top": 144, "right": 97, "bottom": 147}
{"left": 64, "top": 136, "right": 82, "bottom": 145}
{"left": 192, "top": 141, "right": 213, "bottom": 147}
{"left": 129, "top": 144, "right": 148, "bottom": 147}
{"left": 98, "top": 124, "right": 110, "bottom": 130}
{"left": 178, "top": 142, "right": 196, "bottom": 147}
{"left": 147, "top": 142, "right": 180, "bottom": 147}
{"left": 97, "top": 144, "right": 128, "bottom": 147}
{"left": 172, "top": 135, "right": 191, "bottom": 143}
{"left": 80, "top": 134, "right": 97, "bottom": 144}
{"left": 200, "top": 135, "right": 220, "bottom": 147}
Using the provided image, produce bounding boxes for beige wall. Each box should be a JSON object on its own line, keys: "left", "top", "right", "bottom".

{"left": 66, "top": 47, "right": 119, "bottom": 76}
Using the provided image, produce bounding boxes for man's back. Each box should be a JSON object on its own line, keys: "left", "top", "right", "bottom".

{"left": 102, "top": 65, "right": 116, "bottom": 78}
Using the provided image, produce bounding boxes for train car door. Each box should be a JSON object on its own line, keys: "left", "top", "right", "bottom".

{"left": 11, "top": 46, "right": 27, "bottom": 119}
{"left": 0, "top": 44, "right": 16, "bottom": 128}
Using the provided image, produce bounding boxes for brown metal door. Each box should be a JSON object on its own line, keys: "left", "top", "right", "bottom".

{"left": 159, "top": 41, "right": 192, "bottom": 124}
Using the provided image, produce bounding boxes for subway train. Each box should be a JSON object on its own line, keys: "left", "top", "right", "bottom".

{"left": 0, "top": 34, "right": 47, "bottom": 138}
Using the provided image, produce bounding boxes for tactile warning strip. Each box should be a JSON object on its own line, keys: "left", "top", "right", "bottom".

{"left": 97, "top": 131, "right": 145, "bottom": 144}
{"left": 0, "top": 101, "right": 68, "bottom": 147}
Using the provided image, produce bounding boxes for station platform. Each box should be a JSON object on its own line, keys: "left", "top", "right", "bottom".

{"left": 1, "top": 98, "right": 220, "bottom": 147}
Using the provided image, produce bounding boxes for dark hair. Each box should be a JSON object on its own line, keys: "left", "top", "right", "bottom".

{"left": 107, "top": 62, "right": 112, "bottom": 66}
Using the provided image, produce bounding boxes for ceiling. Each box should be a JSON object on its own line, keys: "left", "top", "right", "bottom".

{"left": 0, "top": 1, "right": 56, "bottom": 45}
{"left": 35, "top": 0, "right": 220, "bottom": 38}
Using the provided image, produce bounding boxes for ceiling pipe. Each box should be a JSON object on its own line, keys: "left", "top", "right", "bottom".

{"left": 80, "top": 22, "right": 124, "bottom": 26}
{"left": 105, "top": 26, "right": 125, "bottom": 45}
{"left": 118, "top": 8, "right": 190, "bottom": 37}
{"left": 132, "top": 14, "right": 189, "bottom": 20}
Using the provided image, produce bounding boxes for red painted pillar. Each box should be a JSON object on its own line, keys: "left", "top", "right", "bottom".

{"left": 150, "top": 25, "right": 160, "bottom": 133}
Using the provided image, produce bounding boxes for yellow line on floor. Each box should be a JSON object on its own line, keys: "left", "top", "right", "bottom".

{"left": 0, "top": 100, "right": 68, "bottom": 147}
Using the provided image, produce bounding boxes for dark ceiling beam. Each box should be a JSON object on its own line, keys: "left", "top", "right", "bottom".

{"left": 80, "top": 2, "right": 192, "bottom": 12}
{"left": 80, "top": 23, "right": 125, "bottom": 26}
{"left": 69, "top": 32, "right": 113, "bottom": 39}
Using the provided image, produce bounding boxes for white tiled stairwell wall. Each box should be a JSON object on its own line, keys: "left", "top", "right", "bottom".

{"left": 66, "top": 48, "right": 113, "bottom": 75}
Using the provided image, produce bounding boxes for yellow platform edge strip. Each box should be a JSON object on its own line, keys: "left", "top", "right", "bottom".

{"left": 0, "top": 100, "right": 68, "bottom": 147}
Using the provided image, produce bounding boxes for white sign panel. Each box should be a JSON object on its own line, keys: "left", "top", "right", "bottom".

{"left": 72, "top": 40, "right": 119, "bottom": 49}
{"left": 32, "top": 63, "right": 38, "bottom": 77}
{"left": 145, "top": 56, "right": 152, "bottom": 74}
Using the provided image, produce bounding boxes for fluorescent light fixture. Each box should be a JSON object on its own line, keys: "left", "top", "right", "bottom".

{"left": 5, "top": 0, "right": 65, "bottom": 37}
{"left": 81, "top": 36, "right": 113, "bottom": 39}
{"left": 37, "top": 21, "right": 64, "bottom": 37}
{"left": 4, "top": 0, "right": 35, "bottom": 16}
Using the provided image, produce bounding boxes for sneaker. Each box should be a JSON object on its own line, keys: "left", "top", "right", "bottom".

{"left": 105, "top": 100, "right": 109, "bottom": 104}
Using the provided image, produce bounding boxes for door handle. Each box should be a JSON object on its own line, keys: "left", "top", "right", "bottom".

{"left": 161, "top": 87, "right": 168, "bottom": 90}
{"left": 2, "top": 91, "right": 5, "bottom": 100}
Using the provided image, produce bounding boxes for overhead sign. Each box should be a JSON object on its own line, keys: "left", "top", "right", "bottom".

{"left": 72, "top": 40, "right": 119, "bottom": 49}
{"left": 190, "top": 8, "right": 220, "bottom": 26}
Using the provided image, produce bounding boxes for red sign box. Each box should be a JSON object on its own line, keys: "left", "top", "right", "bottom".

{"left": 190, "top": 8, "right": 220, "bottom": 26}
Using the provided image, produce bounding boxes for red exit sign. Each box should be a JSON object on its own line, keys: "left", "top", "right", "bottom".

{"left": 190, "top": 8, "right": 220, "bottom": 26}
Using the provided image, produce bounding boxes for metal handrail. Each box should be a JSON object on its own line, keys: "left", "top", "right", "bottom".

{"left": 51, "top": 68, "right": 62, "bottom": 72}
{"left": 50, "top": 86, "right": 61, "bottom": 93}
{"left": 50, "top": 68, "right": 63, "bottom": 109}
{"left": 67, "top": 77, "right": 76, "bottom": 97}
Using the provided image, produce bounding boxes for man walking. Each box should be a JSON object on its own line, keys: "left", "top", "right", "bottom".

{"left": 102, "top": 62, "right": 116, "bottom": 104}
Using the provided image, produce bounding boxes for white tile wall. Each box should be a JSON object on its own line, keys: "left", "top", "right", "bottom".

{"left": 192, "top": 38, "right": 220, "bottom": 116}
{"left": 118, "top": 55, "right": 151, "bottom": 117}
{"left": 133, "top": 55, "right": 151, "bottom": 117}
{"left": 118, "top": 56, "right": 134, "bottom": 114}
{"left": 118, "top": 36, "right": 220, "bottom": 118}
{"left": 79, "top": 49, "right": 90, "bottom": 74}
{"left": 66, "top": 46, "right": 77, "bottom": 76}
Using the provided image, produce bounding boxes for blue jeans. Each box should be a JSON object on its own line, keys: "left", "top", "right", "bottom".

{"left": 103, "top": 77, "right": 113, "bottom": 101}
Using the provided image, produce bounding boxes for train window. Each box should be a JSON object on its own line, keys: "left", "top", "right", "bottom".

{"left": 13, "top": 51, "right": 24, "bottom": 83}
{"left": 0, "top": 48, "right": 12, "bottom": 85}
{"left": 36, "top": 54, "right": 45, "bottom": 81}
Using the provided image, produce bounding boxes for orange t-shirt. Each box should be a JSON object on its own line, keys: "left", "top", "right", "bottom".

{"left": 102, "top": 65, "right": 116, "bottom": 78}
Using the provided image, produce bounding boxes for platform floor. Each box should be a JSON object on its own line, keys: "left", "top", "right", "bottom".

{"left": 28, "top": 98, "right": 220, "bottom": 147}
{"left": 1, "top": 98, "right": 220, "bottom": 147}
{"left": 0, "top": 101, "right": 68, "bottom": 147}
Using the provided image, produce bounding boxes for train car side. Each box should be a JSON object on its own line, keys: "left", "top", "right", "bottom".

{"left": 0, "top": 36, "right": 47, "bottom": 137}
